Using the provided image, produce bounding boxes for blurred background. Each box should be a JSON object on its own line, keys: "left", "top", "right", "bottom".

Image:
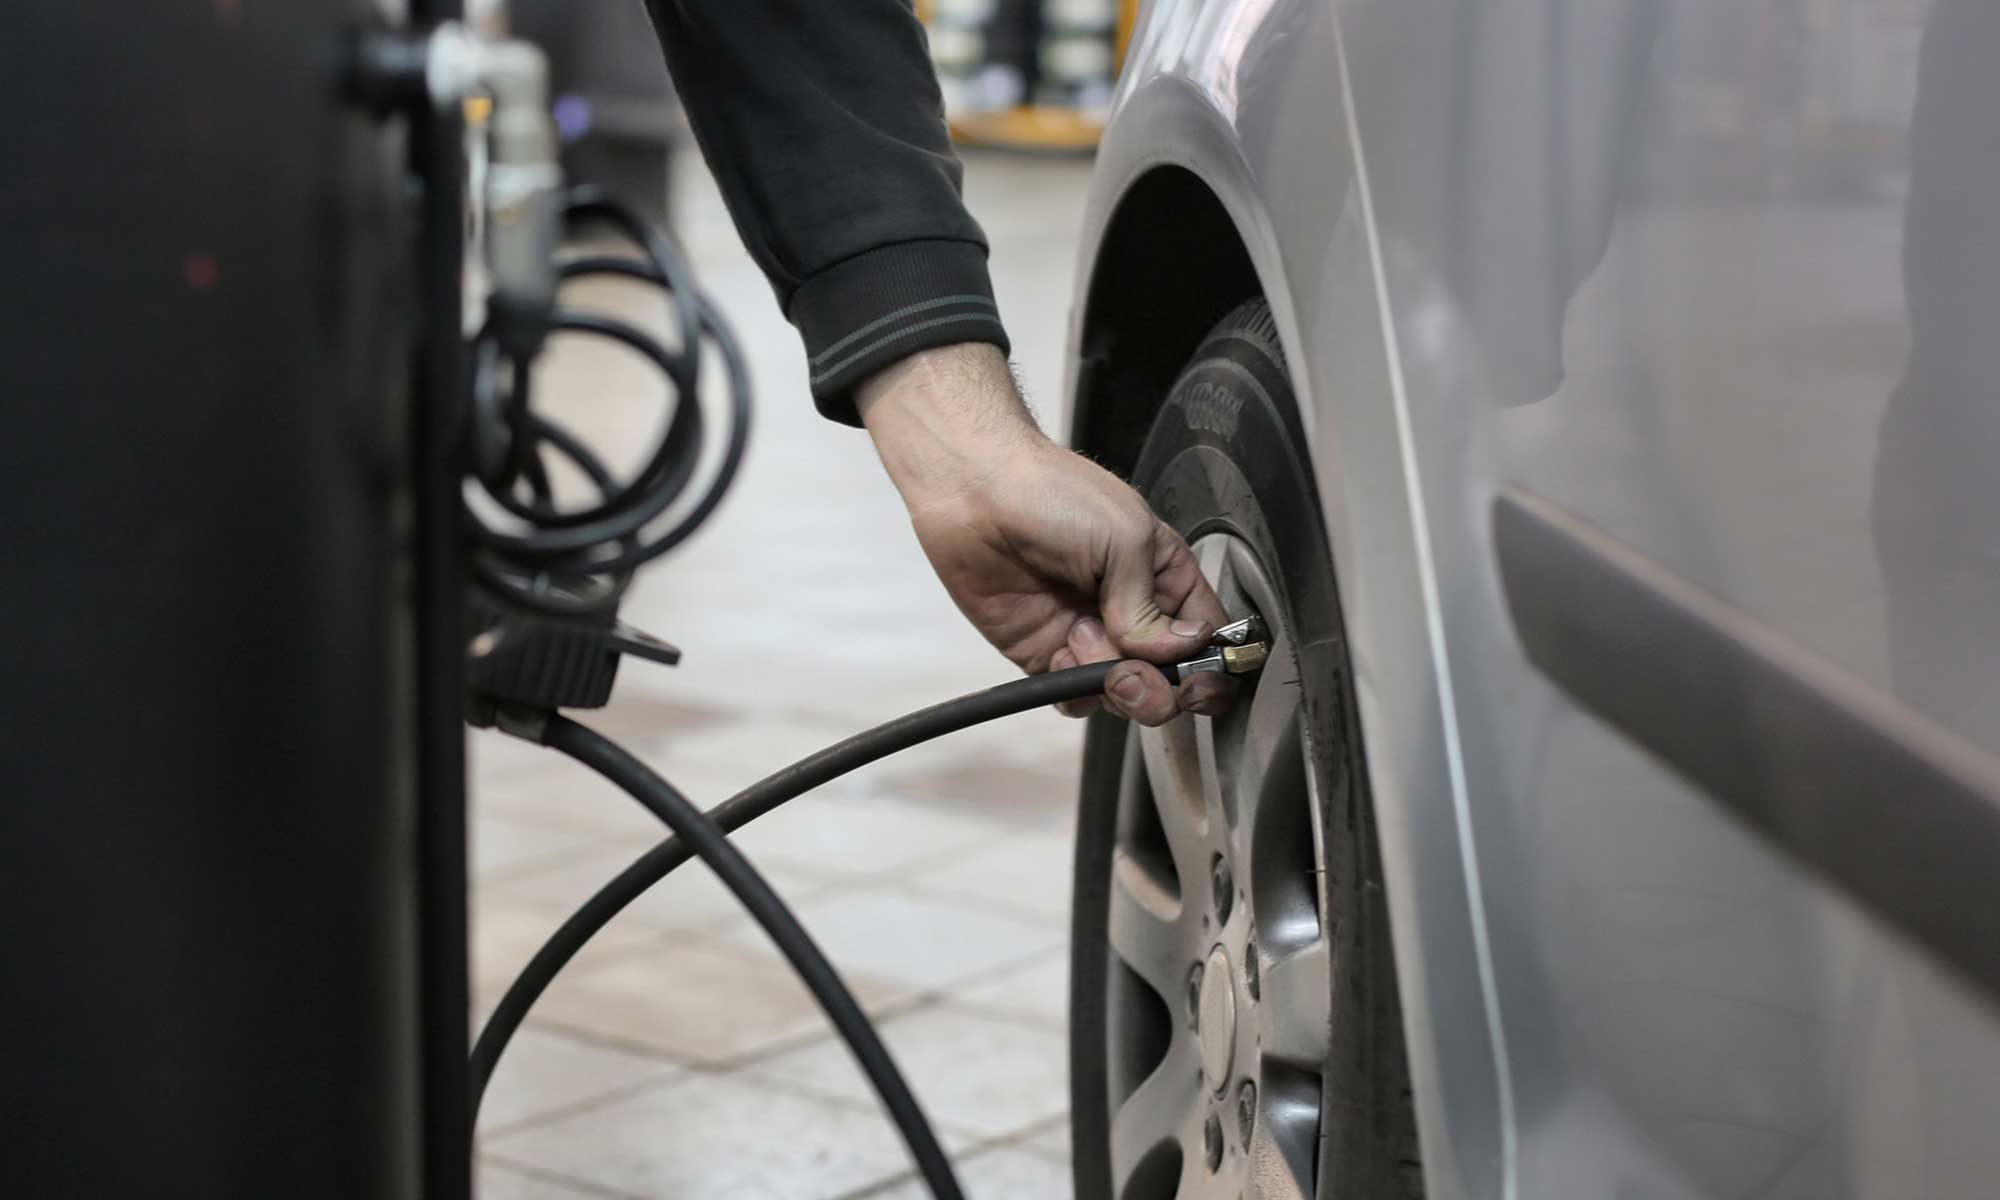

{"left": 465, "top": 13, "right": 1106, "bottom": 1191}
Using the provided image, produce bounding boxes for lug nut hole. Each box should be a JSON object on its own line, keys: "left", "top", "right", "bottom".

{"left": 1186, "top": 962, "right": 1205, "bottom": 1030}
{"left": 1211, "top": 855, "right": 1234, "bottom": 926}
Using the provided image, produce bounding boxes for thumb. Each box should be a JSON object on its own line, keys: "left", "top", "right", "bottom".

{"left": 1101, "top": 516, "right": 1220, "bottom": 663}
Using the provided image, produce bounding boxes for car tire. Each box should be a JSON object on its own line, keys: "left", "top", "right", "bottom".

{"left": 1069, "top": 299, "right": 1422, "bottom": 1199}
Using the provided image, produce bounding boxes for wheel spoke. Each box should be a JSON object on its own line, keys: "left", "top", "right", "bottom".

{"left": 1194, "top": 710, "right": 1234, "bottom": 838}
{"left": 1110, "top": 1040, "right": 1202, "bottom": 1194}
{"left": 1245, "top": 1087, "right": 1320, "bottom": 1200}
{"left": 1139, "top": 719, "right": 1214, "bottom": 880}
{"left": 1259, "top": 936, "right": 1332, "bottom": 1069}
{"left": 1108, "top": 850, "right": 1187, "bottom": 999}
{"left": 1197, "top": 535, "right": 1234, "bottom": 593}
{"left": 1231, "top": 632, "right": 1304, "bottom": 827}
{"left": 1178, "top": 1144, "right": 1239, "bottom": 1200}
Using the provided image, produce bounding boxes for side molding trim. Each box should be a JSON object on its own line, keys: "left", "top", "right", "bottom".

{"left": 1495, "top": 486, "right": 2000, "bottom": 1002}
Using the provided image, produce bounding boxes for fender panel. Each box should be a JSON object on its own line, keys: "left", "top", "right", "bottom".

{"left": 1065, "top": 6, "right": 1515, "bottom": 1195}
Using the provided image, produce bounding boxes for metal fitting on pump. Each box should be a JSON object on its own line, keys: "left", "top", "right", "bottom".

{"left": 465, "top": 35, "right": 562, "bottom": 335}
{"left": 357, "top": 19, "right": 561, "bottom": 347}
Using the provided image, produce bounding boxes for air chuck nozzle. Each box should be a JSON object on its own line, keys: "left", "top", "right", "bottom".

{"left": 1167, "top": 614, "right": 1272, "bottom": 684}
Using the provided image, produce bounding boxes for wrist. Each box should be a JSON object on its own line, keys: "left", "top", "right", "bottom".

{"left": 856, "top": 342, "right": 1049, "bottom": 507}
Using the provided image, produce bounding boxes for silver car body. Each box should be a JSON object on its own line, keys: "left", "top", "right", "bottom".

{"left": 1063, "top": 2, "right": 2000, "bottom": 1196}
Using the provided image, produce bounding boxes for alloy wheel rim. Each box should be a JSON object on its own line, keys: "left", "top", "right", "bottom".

{"left": 1104, "top": 533, "right": 1331, "bottom": 1199}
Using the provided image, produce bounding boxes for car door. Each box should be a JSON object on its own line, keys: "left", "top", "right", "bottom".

{"left": 1337, "top": 0, "right": 2000, "bottom": 1194}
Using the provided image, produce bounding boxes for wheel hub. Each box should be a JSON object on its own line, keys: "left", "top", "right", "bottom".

{"left": 1197, "top": 945, "right": 1237, "bottom": 1092}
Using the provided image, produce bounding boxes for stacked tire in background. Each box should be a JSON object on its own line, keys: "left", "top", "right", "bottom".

{"left": 924, "top": 0, "right": 1130, "bottom": 151}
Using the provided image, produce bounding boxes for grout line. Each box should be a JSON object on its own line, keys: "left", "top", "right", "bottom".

{"left": 975, "top": 1111, "right": 1072, "bottom": 1164}
{"left": 730, "top": 1072, "right": 994, "bottom": 1150}
{"left": 512, "top": 1015, "right": 708, "bottom": 1067}
{"left": 484, "top": 869, "right": 858, "bottom": 945}
{"left": 477, "top": 1152, "right": 653, "bottom": 1200}
{"left": 511, "top": 977, "right": 938, "bottom": 1078}
{"left": 478, "top": 1071, "right": 686, "bottom": 1143}
{"left": 827, "top": 1166, "right": 923, "bottom": 1199}
{"left": 876, "top": 875, "right": 1072, "bottom": 931}
{"left": 691, "top": 988, "right": 944, "bottom": 1073}
{"left": 665, "top": 874, "right": 1065, "bottom": 958}
{"left": 826, "top": 1117, "right": 1076, "bottom": 1200}
{"left": 468, "top": 931, "right": 675, "bottom": 1023}
{"left": 471, "top": 829, "right": 640, "bottom": 887}
{"left": 911, "top": 942, "right": 1072, "bottom": 1001}
{"left": 935, "top": 996, "right": 1066, "bottom": 1037}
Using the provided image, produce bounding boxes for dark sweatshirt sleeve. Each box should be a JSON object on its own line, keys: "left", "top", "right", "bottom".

{"left": 642, "top": 0, "right": 1010, "bottom": 424}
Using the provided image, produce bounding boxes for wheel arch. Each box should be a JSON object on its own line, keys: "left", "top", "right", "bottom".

{"left": 1066, "top": 163, "right": 1262, "bottom": 476}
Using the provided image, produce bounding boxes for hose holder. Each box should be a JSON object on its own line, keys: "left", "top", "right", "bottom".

{"left": 464, "top": 589, "right": 682, "bottom": 721}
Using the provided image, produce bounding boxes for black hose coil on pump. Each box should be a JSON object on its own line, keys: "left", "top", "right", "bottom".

{"left": 462, "top": 185, "right": 750, "bottom": 623}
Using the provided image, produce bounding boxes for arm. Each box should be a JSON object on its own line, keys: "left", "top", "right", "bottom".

{"left": 649, "top": 3, "right": 1227, "bottom": 723}
{"left": 857, "top": 344, "right": 1232, "bottom": 725}
{"left": 645, "top": 0, "right": 1004, "bottom": 421}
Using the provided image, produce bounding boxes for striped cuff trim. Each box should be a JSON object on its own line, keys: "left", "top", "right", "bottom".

{"left": 811, "top": 306, "right": 1004, "bottom": 386}
{"left": 809, "top": 294, "right": 997, "bottom": 368}
{"left": 788, "top": 239, "right": 1010, "bottom": 425}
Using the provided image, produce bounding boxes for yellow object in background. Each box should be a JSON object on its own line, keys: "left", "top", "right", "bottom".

{"left": 925, "top": 0, "right": 1137, "bottom": 151}
{"left": 949, "top": 105, "right": 1104, "bottom": 153}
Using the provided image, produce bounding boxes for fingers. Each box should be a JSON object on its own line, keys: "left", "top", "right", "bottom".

{"left": 1102, "top": 661, "right": 1180, "bottom": 726}
{"left": 1100, "top": 514, "right": 1230, "bottom": 665}
{"left": 1055, "top": 617, "right": 1237, "bottom": 724}
{"left": 1049, "top": 646, "right": 1099, "bottom": 718}
{"left": 1152, "top": 520, "right": 1231, "bottom": 631}
{"left": 1053, "top": 617, "right": 1118, "bottom": 718}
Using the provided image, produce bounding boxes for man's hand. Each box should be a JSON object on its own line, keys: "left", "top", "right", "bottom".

{"left": 857, "top": 343, "right": 1232, "bottom": 725}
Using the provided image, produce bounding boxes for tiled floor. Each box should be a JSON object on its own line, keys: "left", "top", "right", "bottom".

{"left": 469, "top": 146, "right": 1097, "bottom": 1197}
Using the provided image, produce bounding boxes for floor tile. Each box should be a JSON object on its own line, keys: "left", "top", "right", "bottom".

{"left": 487, "top": 1073, "right": 918, "bottom": 1199}
{"left": 528, "top": 939, "right": 901, "bottom": 1065}
{"left": 750, "top": 1002, "right": 1067, "bottom": 1140}
{"left": 1020, "top": 1116, "right": 1072, "bottom": 1163}
{"left": 903, "top": 830, "right": 1076, "bottom": 926}
{"left": 494, "top": 840, "right": 852, "bottom": 937}
{"left": 477, "top": 1026, "right": 680, "bottom": 1135}
{"left": 705, "top": 886, "right": 1062, "bottom": 996}
{"left": 726, "top": 790, "right": 1009, "bottom": 878}
{"left": 473, "top": 814, "right": 622, "bottom": 882}
{"left": 869, "top": 1145, "right": 1075, "bottom": 1200}
{"left": 950, "top": 951, "right": 1069, "bottom": 1031}
{"left": 470, "top": 725, "right": 562, "bottom": 781}
{"left": 471, "top": 894, "right": 658, "bottom": 1018}
{"left": 869, "top": 752, "right": 1081, "bottom": 834}
{"left": 476, "top": 1159, "right": 628, "bottom": 1199}
{"left": 472, "top": 758, "right": 674, "bottom": 843}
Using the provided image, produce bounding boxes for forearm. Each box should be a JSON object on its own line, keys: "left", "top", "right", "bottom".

{"left": 856, "top": 343, "right": 1047, "bottom": 507}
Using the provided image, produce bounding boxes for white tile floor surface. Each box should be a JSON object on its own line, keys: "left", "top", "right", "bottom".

{"left": 470, "top": 148, "right": 1098, "bottom": 1198}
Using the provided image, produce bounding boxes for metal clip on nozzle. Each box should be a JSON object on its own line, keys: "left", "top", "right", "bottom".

{"left": 1168, "top": 615, "right": 1271, "bottom": 683}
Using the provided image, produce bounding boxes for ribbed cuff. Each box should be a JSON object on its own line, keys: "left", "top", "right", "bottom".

{"left": 788, "top": 239, "right": 1012, "bottom": 425}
